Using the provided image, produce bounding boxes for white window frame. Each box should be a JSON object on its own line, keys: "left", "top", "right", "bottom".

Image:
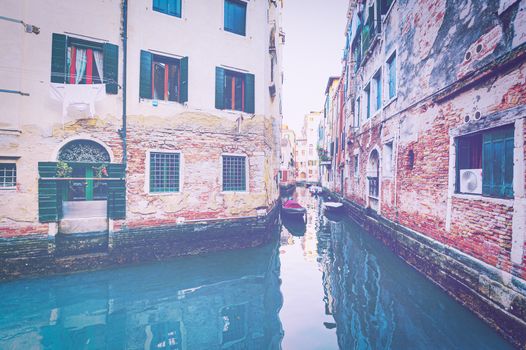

{"left": 382, "top": 140, "right": 394, "bottom": 178}
{"left": 372, "top": 68, "right": 382, "bottom": 116}
{"left": 145, "top": 149, "right": 184, "bottom": 195}
{"left": 220, "top": 153, "right": 249, "bottom": 193}
{"left": 385, "top": 50, "right": 398, "bottom": 105}
{"left": 0, "top": 160, "right": 17, "bottom": 190}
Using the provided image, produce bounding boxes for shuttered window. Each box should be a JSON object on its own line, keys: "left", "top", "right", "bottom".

{"left": 140, "top": 51, "right": 188, "bottom": 103}
{"left": 150, "top": 152, "right": 180, "bottom": 193}
{"left": 224, "top": 0, "right": 247, "bottom": 36}
{"left": 365, "top": 84, "right": 371, "bottom": 119}
{"left": 482, "top": 125, "right": 514, "bottom": 198}
{"left": 215, "top": 67, "right": 254, "bottom": 113}
{"left": 50, "top": 34, "right": 118, "bottom": 94}
{"left": 153, "top": 0, "right": 182, "bottom": 17}
{"left": 222, "top": 155, "right": 246, "bottom": 191}
{"left": 374, "top": 71, "right": 382, "bottom": 111}
{"left": 455, "top": 125, "right": 514, "bottom": 199}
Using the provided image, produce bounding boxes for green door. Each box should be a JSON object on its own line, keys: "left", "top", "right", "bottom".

{"left": 65, "top": 164, "right": 106, "bottom": 201}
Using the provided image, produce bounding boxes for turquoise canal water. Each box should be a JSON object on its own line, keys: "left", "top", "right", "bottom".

{"left": 0, "top": 188, "right": 514, "bottom": 349}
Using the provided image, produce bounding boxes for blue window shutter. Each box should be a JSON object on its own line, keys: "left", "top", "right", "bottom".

{"left": 389, "top": 55, "right": 396, "bottom": 98}
{"left": 376, "top": 76, "right": 382, "bottom": 109}
{"left": 482, "top": 126, "right": 514, "bottom": 198}
{"left": 38, "top": 162, "right": 59, "bottom": 223}
{"left": 51, "top": 33, "right": 67, "bottom": 83}
{"left": 103, "top": 43, "right": 119, "bottom": 94}
{"left": 244, "top": 73, "right": 255, "bottom": 113}
{"left": 224, "top": 0, "right": 246, "bottom": 36}
{"left": 140, "top": 50, "right": 153, "bottom": 99}
{"left": 215, "top": 67, "right": 225, "bottom": 109}
{"left": 180, "top": 56, "right": 188, "bottom": 103}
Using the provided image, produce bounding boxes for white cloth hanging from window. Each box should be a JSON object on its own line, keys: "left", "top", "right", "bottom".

{"left": 75, "top": 48, "right": 87, "bottom": 84}
{"left": 93, "top": 50, "right": 104, "bottom": 82}
{"left": 50, "top": 83, "right": 106, "bottom": 119}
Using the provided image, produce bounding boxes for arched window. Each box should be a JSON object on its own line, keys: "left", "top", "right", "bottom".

{"left": 58, "top": 140, "right": 110, "bottom": 163}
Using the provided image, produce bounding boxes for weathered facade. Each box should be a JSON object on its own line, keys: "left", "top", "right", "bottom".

{"left": 0, "top": 0, "right": 284, "bottom": 278}
{"left": 320, "top": 0, "right": 526, "bottom": 346}
{"left": 279, "top": 124, "right": 296, "bottom": 186}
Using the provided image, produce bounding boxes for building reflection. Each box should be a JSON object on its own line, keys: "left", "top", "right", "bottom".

{"left": 0, "top": 240, "right": 283, "bottom": 350}
{"left": 318, "top": 214, "right": 396, "bottom": 349}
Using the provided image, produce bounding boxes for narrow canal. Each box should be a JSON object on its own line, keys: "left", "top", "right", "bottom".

{"left": 0, "top": 188, "right": 514, "bottom": 349}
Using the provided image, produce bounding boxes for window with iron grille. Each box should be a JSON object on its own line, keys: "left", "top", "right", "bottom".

{"left": 222, "top": 155, "right": 246, "bottom": 191}
{"left": 0, "top": 164, "right": 16, "bottom": 188}
{"left": 149, "top": 152, "right": 180, "bottom": 193}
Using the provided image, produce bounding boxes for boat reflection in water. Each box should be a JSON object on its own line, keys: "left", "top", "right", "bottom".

{"left": 0, "top": 239, "right": 283, "bottom": 350}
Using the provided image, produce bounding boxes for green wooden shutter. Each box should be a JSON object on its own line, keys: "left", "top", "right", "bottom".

{"left": 482, "top": 126, "right": 514, "bottom": 198}
{"left": 180, "top": 56, "right": 188, "bottom": 103}
{"left": 103, "top": 43, "right": 119, "bottom": 94}
{"left": 215, "top": 67, "right": 225, "bottom": 109}
{"left": 51, "top": 33, "right": 67, "bottom": 83}
{"left": 140, "top": 50, "right": 153, "bottom": 99}
{"left": 244, "top": 73, "right": 255, "bottom": 113}
{"left": 38, "top": 162, "right": 59, "bottom": 223}
{"left": 106, "top": 164, "right": 126, "bottom": 219}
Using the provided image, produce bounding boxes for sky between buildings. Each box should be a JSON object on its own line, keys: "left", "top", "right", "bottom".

{"left": 282, "top": 0, "right": 349, "bottom": 136}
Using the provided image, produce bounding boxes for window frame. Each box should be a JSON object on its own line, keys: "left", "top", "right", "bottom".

{"left": 146, "top": 150, "right": 183, "bottom": 195}
{"left": 66, "top": 37, "right": 104, "bottom": 85}
{"left": 152, "top": 0, "right": 182, "bottom": 18}
{"left": 224, "top": 0, "right": 247, "bottom": 36}
{"left": 373, "top": 69, "right": 382, "bottom": 113}
{"left": 386, "top": 51, "right": 397, "bottom": 102}
{"left": 151, "top": 54, "right": 182, "bottom": 103}
{"left": 0, "top": 162, "right": 17, "bottom": 189}
{"left": 221, "top": 153, "right": 248, "bottom": 193}
{"left": 383, "top": 141, "right": 394, "bottom": 178}
{"left": 224, "top": 69, "right": 246, "bottom": 112}
{"left": 364, "top": 83, "right": 371, "bottom": 119}
{"left": 455, "top": 125, "right": 514, "bottom": 199}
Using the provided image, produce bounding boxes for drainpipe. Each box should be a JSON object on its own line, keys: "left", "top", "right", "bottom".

{"left": 121, "top": 0, "right": 128, "bottom": 165}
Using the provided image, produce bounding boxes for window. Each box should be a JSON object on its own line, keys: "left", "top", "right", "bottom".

{"left": 224, "top": 0, "right": 247, "bottom": 36}
{"left": 309, "top": 145, "right": 313, "bottom": 156}
{"left": 365, "top": 84, "right": 371, "bottom": 119}
{"left": 222, "top": 155, "right": 246, "bottom": 191}
{"left": 149, "top": 152, "right": 180, "bottom": 193}
{"left": 215, "top": 67, "right": 255, "bottom": 113}
{"left": 374, "top": 71, "right": 382, "bottom": 111}
{"left": 456, "top": 125, "right": 514, "bottom": 198}
{"left": 354, "top": 98, "right": 361, "bottom": 128}
{"left": 0, "top": 163, "right": 16, "bottom": 188}
{"left": 407, "top": 150, "right": 415, "bottom": 170}
{"left": 50, "top": 34, "right": 118, "bottom": 94}
{"left": 383, "top": 142, "right": 394, "bottom": 176}
{"left": 387, "top": 53, "right": 397, "bottom": 100}
{"left": 354, "top": 154, "right": 359, "bottom": 179}
{"left": 140, "top": 51, "right": 188, "bottom": 103}
{"left": 153, "top": 0, "right": 181, "bottom": 17}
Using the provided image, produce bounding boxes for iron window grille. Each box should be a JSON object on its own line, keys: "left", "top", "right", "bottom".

{"left": 0, "top": 164, "right": 16, "bottom": 188}
{"left": 222, "top": 155, "right": 246, "bottom": 191}
{"left": 150, "top": 152, "right": 180, "bottom": 193}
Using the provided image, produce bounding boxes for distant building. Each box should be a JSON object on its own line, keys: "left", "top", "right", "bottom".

{"left": 280, "top": 124, "right": 296, "bottom": 185}
{"left": 295, "top": 111, "right": 321, "bottom": 184}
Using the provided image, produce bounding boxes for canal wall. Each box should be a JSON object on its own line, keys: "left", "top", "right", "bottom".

{"left": 0, "top": 205, "right": 280, "bottom": 281}
{"left": 329, "top": 192, "right": 526, "bottom": 348}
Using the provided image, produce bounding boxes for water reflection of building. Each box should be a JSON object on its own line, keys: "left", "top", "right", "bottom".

{"left": 325, "top": 221, "right": 395, "bottom": 350}
{"left": 0, "top": 242, "right": 283, "bottom": 349}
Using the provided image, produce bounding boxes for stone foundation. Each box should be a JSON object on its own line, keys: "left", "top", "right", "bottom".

{"left": 329, "top": 191, "right": 526, "bottom": 348}
{"left": 0, "top": 205, "right": 279, "bottom": 282}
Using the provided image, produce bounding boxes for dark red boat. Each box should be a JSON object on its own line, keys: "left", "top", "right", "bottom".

{"left": 281, "top": 199, "right": 307, "bottom": 217}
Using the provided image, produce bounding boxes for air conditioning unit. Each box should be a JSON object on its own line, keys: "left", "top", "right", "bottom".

{"left": 460, "top": 169, "right": 482, "bottom": 194}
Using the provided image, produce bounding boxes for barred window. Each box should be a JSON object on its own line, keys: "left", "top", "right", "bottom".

{"left": 0, "top": 164, "right": 16, "bottom": 188}
{"left": 222, "top": 155, "right": 246, "bottom": 191}
{"left": 149, "top": 152, "right": 180, "bottom": 193}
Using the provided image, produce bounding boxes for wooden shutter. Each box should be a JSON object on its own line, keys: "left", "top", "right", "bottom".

{"left": 215, "top": 67, "right": 225, "bottom": 109}
{"left": 482, "top": 125, "right": 514, "bottom": 198}
{"left": 51, "top": 33, "right": 67, "bottom": 83}
{"left": 103, "top": 43, "right": 119, "bottom": 94}
{"left": 180, "top": 56, "right": 188, "bottom": 103}
{"left": 244, "top": 73, "right": 255, "bottom": 113}
{"left": 38, "top": 162, "right": 59, "bottom": 222}
{"left": 140, "top": 50, "right": 153, "bottom": 99}
{"left": 106, "top": 164, "right": 126, "bottom": 220}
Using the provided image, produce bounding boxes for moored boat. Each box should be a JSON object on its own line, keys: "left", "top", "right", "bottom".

{"left": 281, "top": 199, "right": 307, "bottom": 218}
{"left": 323, "top": 201, "right": 343, "bottom": 213}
